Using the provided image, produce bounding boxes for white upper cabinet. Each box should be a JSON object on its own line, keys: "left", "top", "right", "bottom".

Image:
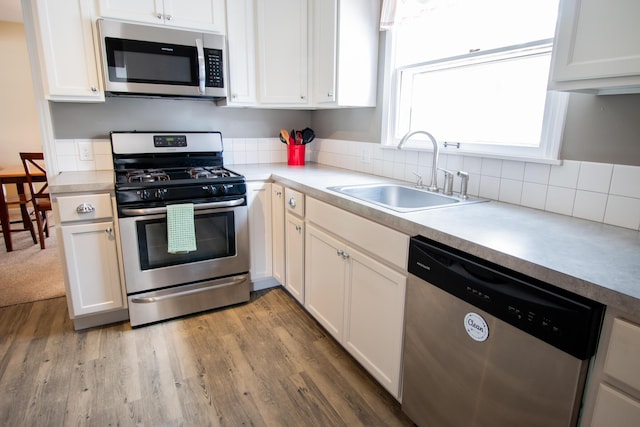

{"left": 256, "top": 0, "right": 309, "bottom": 105}
{"left": 549, "top": 0, "right": 640, "bottom": 94}
{"left": 97, "top": 0, "right": 226, "bottom": 33}
{"left": 312, "top": 0, "right": 379, "bottom": 107}
{"left": 30, "top": 0, "right": 104, "bottom": 102}
{"left": 224, "top": 0, "right": 380, "bottom": 108}
{"left": 225, "top": 0, "right": 258, "bottom": 105}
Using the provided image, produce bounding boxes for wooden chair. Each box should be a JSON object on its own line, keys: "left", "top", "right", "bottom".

{"left": 1, "top": 184, "right": 38, "bottom": 247}
{"left": 20, "top": 152, "right": 52, "bottom": 249}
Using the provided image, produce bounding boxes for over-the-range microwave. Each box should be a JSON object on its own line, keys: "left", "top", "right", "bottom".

{"left": 97, "top": 19, "right": 227, "bottom": 99}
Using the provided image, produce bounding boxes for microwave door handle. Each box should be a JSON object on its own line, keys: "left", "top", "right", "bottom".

{"left": 196, "top": 38, "right": 206, "bottom": 95}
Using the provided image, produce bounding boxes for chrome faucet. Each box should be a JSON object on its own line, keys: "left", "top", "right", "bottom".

{"left": 397, "top": 130, "right": 440, "bottom": 192}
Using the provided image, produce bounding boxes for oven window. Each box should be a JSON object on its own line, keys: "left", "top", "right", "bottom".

{"left": 137, "top": 211, "right": 236, "bottom": 270}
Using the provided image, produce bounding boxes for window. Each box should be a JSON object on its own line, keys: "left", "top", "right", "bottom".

{"left": 382, "top": 0, "right": 567, "bottom": 162}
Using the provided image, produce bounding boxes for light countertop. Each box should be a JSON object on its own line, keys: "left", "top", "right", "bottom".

{"left": 49, "top": 164, "right": 640, "bottom": 316}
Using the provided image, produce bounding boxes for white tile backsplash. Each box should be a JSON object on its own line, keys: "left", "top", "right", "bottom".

{"left": 610, "top": 165, "right": 640, "bottom": 198}
{"left": 546, "top": 186, "right": 576, "bottom": 216}
{"left": 573, "top": 190, "right": 608, "bottom": 222}
{"left": 549, "top": 160, "right": 580, "bottom": 188}
{"left": 577, "top": 162, "right": 613, "bottom": 193}
{"left": 523, "top": 162, "right": 550, "bottom": 184}
{"left": 54, "top": 137, "right": 640, "bottom": 231}
{"left": 604, "top": 196, "right": 640, "bottom": 230}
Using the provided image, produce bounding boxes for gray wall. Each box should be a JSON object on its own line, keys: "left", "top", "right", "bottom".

{"left": 561, "top": 93, "right": 640, "bottom": 165}
{"left": 50, "top": 96, "right": 310, "bottom": 140}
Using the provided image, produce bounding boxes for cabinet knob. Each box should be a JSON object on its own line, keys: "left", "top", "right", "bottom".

{"left": 156, "top": 13, "right": 163, "bottom": 19}
{"left": 327, "top": 92, "right": 333, "bottom": 97}
{"left": 295, "top": 225, "right": 301, "bottom": 232}
{"left": 91, "top": 86, "right": 97, "bottom": 92}
{"left": 342, "top": 252, "right": 350, "bottom": 259}
{"left": 105, "top": 227, "right": 113, "bottom": 234}
{"left": 288, "top": 197, "right": 296, "bottom": 208}
{"left": 275, "top": 190, "right": 282, "bottom": 197}
{"left": 166, "top": 14, "right": 172, "bottom": 21}
{"left": 337, "top": 249, "right": 343, "bottom": 257}
{"left": 76, "top": 203, "right": 95, "bottom": 213}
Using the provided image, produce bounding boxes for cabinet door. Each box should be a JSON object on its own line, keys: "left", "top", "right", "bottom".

{"left": 271, "top": 184, "right": 285, "bottom": 284}
{"left": 312, "top": 0, "right": 337, "bottom": 104}
{"left": 285, "top": 213, "right": 304, "bottom": 303}
{"left": 550, "top": 0, "right": 640, "bottom": 93}
{"left": 34, "top": 0, "right": 104, "bottom": 101}
{"left": 344, "top": 246, "right": 406, "bottom": 398}
{"left": 164, "top": 0, "right": 226, "bottom": 33}
{"left": 98, "top": 0, "right": 163, "bottom": 25}
{"left": 305, "top": 224, "right": 347, "bottom": 340}
{"left": 247, "top": 182, "right": 273, "bottom": 281}
{"left": 256, "top": 0, "right": 308, "bottom": 104}
{"left": 226, "top": 0, "right": 258, "bottom": 104}
{"left": 61, "top": 221, "right": 124, "bottom": 316}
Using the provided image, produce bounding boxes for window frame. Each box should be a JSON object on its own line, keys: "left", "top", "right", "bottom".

{"left": 381, "top": 32, "right": 569, "bottom": 164}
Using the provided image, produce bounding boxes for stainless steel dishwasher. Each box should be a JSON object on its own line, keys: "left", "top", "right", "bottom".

{"left": 402, "top": 236, "right": 604, "bottom": 427}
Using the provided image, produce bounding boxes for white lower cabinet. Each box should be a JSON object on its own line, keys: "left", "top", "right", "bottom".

{"left": 271, "top": 183, "right": 285, "bottom": 284}
{"left": 580, "top": 313, "right": 640, "bottom": 426}
{"left": 304, "top": 197, "right": 408, "bottom": 398}
{"left": 343, "top": 246, "right": 406, "bottom": 398}
{"left": 247, "top": 181, "right": 273, "bottom": 285}
{"left": 285, "top": 214, "right": 304, "bottom": 303}
{"left": 53, "top": 192, "right": 127, "bottom": 329}
{"left": 61, "top": 221, "right": 123, "bottom": 315}
{"left": 305, "top": 224, "right": 346, "bottom": 337}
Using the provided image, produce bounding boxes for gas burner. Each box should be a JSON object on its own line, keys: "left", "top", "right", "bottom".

{"left": 127, "top": 169, "right": 170, "bottom": 183}
{"left": 189, "top": 167, "right": 232, "bottom": 179}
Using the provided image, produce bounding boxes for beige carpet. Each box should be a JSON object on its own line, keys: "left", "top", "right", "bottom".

{"left": 0, "top": 220, "right": 66, "bottom": 308}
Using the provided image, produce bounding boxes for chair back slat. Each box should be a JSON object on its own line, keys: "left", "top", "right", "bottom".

{"left": 20, "top": 152, "right": 48, "bottom": 199}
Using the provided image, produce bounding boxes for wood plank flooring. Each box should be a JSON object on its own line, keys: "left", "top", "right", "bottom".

{"left": 0, "top": 287, "right": 414, "bottom": 426}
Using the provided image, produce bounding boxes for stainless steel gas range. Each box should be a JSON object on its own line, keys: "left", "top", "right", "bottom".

{"left": 111, "top": 131, "right": 250, "bottom": 326}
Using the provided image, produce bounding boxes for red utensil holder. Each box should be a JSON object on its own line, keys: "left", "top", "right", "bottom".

{"left": 287, "top": 144, "right": 305, "bottom": 166}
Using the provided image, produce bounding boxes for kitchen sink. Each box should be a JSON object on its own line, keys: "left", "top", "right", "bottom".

{"left": 327, "top": 183, "right": 486, "bottom": 212}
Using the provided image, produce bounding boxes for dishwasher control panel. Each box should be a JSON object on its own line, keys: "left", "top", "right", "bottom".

{"left": 408, "top": 235, "right": 604, "bottom": 360}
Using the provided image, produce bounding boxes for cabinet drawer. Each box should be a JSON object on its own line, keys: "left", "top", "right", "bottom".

{"left": 306, "top": 197, "right": 409, "bottom": 270}
{"left": 285, "top": 187, "right": 305, "bottom": 217}
{"left": 603, "top": 318, "right": 640, "bottom": 391}
{"left": 57, "top": 193, "right": 113, "bottom": 223}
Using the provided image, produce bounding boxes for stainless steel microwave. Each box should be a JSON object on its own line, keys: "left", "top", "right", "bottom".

{"left": 97, "top": 19, "right": 227, "bottom": 99}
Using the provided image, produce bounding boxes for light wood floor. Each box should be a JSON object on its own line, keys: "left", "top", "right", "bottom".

{"left": 0, "top": 287, "right": 414, "bottom": 426}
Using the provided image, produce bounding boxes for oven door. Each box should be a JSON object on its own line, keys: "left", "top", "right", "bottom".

{"left": 119, "top": 201, "right": 249, "bottom": 294}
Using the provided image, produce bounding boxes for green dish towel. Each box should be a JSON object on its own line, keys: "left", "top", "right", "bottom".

{"left": 167, "top": 203, "right": 197, "bottom": 254}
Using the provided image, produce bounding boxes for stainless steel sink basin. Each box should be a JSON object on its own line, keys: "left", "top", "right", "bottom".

{"left": 327, "top": 183, "right": 486, "bottom": 212}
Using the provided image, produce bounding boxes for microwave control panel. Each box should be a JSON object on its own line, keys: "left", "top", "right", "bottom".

{"left": 205, "top": 49, "right": 224, "bottom": 88}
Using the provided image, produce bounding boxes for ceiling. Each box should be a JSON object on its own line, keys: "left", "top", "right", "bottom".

{"left": 0, "top": 0, "right": 23, "bottom": 23}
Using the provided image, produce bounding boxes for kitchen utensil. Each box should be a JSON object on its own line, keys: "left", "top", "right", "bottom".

{"left": 280, "top": 129, "right": 290, "bottom": 144}
{"left": 295, "top": 131, "right": 303, "bottom": 145}
{"left": 291, "top": 129, "right": 296, "bottom": 145}
{"left": 302, "top": 128, "right": 315, "bottom": 144}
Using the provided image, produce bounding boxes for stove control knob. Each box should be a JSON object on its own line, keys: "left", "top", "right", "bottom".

{"left": 221, "top": 184, "right": 232, "bottom": 194}
{"left": 204, "top": 185, "right": 219, "bottom": 195}
{"left": 154, "top": 189, "right": 166, "bottom": 200}
{"left": 139, "top": 189, "right": 151, "bottom": 200}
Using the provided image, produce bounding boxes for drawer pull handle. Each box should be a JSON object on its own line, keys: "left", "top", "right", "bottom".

{"left": 288, "top": 197, "right": 296, "bottom": 208}
{"left": 76, "top": 203, "right": 95, "bottom": 213}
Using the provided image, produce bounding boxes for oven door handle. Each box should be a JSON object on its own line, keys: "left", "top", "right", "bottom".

{"left": 130, "top": 276, "right": 248, "bottom": 304}
{"left": 120, "top": 198, "right": 245, "bottom": 216}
